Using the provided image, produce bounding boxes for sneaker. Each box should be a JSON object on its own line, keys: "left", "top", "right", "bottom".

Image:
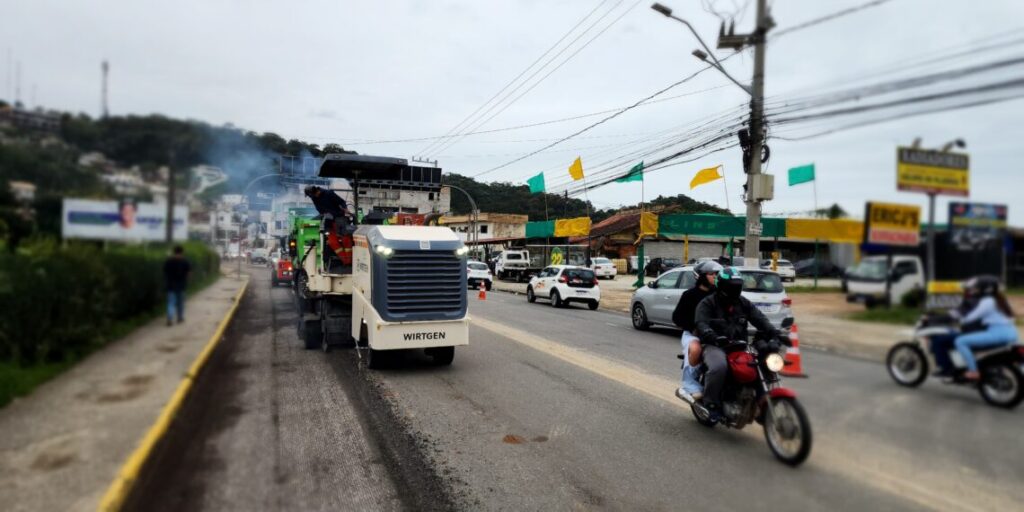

{"left": 705, "top": 405, "right": 723, "bottom": 424}
{"left": 675, "top": 387, "right": 696, "bottom": 404}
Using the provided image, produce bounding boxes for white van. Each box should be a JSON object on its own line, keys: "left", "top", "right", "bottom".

{"left": 845, "top": 255, "right": 924, "bottom": 308}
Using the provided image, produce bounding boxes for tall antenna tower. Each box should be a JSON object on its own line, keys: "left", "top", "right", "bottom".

{"left": 101, "top": 60, "right": 109, "bottom": 118}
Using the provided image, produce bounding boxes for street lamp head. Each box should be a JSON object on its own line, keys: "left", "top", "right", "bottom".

{"left": 651, "top": 3, "right": 672, "bottom": 17}
{"left": 954, "top": 138, "right": 966, "bottom": 149}
{"left": 691, "top": 49, "right": 708, "bottom": 61}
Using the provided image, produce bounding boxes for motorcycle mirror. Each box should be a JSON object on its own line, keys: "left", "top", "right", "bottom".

{"left": 780, "top": 317, "right": 794, "bottom": 329}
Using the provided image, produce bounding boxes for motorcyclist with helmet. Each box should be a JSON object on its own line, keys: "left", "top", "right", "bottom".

{"left": 672, "top": 260, "right": 723, "bottom": 403}
{"left": 694, "top": 266, "right": 780, "bottom": 423}
{"left": 951, "top": 275, "right": 1017, "bottom": 381}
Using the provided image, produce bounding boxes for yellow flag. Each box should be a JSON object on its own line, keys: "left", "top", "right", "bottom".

{"left": 689, "top": 165, "right": 722, "bottom": 190}
{"left": 568, "top": 157, "right": 584, "bottom": 181}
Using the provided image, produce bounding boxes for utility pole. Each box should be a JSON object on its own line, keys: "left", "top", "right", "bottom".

{"left": 652, "top": 1, "right": 772, "bottom": 268}
{"left": 741, "top": 0, "right": 769, "bottom": 267}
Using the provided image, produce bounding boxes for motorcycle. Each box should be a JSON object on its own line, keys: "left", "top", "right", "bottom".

{"left": 678, "top": 319, "right": 813, "bottom": 466}
{"left": 887, "top": 312, "right": 1024, "bottom": 408}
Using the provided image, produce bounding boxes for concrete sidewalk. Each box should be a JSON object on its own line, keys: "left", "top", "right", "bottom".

{"left": 0, "top": 272, "right": 247, "bottom": 512}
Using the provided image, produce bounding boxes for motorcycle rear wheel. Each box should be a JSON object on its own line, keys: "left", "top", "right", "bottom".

{"left": 978, "top": 364, "right": 1024, "bottom": 409}
{"left": 763, "top": 397, "right": 812, "bottom": 466}
{"left": 886, "top": 342, "right": 928, "bottom": 387}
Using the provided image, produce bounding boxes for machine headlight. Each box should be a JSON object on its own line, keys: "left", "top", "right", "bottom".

{"left": 455, "top": 246, "right": 469, "bottom": 256}
{"left": 375, "top": 245, "right": 393, "bottom": 256}
{"left": 765, "top": 353, "right": 785, "bottom": 373}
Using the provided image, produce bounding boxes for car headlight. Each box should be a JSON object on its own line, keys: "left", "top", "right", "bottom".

{"left": 375, "top": 245, "right": 393, "bottom": 256}
{"left": 765, "top": 353, "right": 785, "bottom": 373}
{"left": 455, "top": 246, "right": 469, "bottom": 256}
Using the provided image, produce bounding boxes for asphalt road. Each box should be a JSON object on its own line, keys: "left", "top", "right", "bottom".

{"left": 137, "top": 270, "right": 1024, "bottom": 511}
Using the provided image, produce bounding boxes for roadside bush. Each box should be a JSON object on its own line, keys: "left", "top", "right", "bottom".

{"left": 0, "top": 240, "right": 219, "bottom": 365}
{"left": 900, "top": 288, "right": 925, "bottom": 309}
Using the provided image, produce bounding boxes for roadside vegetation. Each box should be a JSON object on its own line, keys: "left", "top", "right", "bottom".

{"left": 0, "top": 240, "right": 219, "bottom": 407}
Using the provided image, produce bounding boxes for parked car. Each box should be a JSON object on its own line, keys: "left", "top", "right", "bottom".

{"left": 793, "top": 258, "right": 843, "bottom": 278}
{"left": 526, "top": 265, "right": 601, "bottom": 310}
{"left": 630, "top": 266, "right": 793, "bottom": 330}
{"left": 760, "top": 258, "right": 796, "bottom": 281}
{"left": 645, "top": 257, "right": 683, "bottom": 277}
{"left": 251, "top": 248, "right": 269, "bottom": 265}
{"left": 589, "top": 257, "right": 617, "bottom": 280}
{"left": 467, "top": 260, "right": 493, "bottom": 291}
{"left": 271, "top": 259, "right": 293, "bottom": 286}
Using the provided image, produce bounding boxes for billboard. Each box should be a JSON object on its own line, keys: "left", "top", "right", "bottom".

{"left": 62, "top": 199, "right": 188, "bottom": 242}
{"left": 949, "top": 202, "right": 1007, "bottom": 251}
{"left": 864, "top": 201, "right": 921, "bottom": 247}
{"left": 896, "top": 147, "right": 969, "bottom": 197}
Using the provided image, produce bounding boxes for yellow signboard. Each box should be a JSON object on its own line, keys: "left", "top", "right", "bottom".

{"left": 865, "top": 202, "right": 921, "bottom": 247}
{"left": 896, "top": 147, "right": 969, "bottom": 197}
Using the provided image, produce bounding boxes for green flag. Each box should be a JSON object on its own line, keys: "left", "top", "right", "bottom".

{"left": 526, "top": 172, "right": 546, "bottom": 194}
{"left": 788, "top": 164, "right": 815, "bottom": 186}
{"left": 615, "top": 161, "right": 644, "bottom": 183}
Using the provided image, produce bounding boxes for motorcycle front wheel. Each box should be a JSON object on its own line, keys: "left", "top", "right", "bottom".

{"left": 763, "top": 397, "right": 812, "bottom": 466}
{"left": 886, "top": 342, "right": 928, "bottom": 387}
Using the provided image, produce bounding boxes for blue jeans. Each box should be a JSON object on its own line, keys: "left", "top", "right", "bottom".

{"left": 681, "top": 331, "right": 703, "bottom": 394}
{"left": 167, "top": 290, "right": 185, "bottom": 322}
{"left": 928, "top": 331, "right": 957, "bottom": 374}
{"left": 954, "top": 325, "right": 1018, "bottom": 371}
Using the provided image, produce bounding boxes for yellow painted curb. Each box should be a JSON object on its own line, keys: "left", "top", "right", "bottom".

{"left": 98, "top": 279, "right": 249, "bottom": 512}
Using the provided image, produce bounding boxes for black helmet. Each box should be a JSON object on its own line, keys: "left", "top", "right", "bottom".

{"left": 715, "top": 266, "right": 744, "bottom": 302}
{"left": 965, "top": 275, "right": 1001, "bottom": 298}
{"left": 304, "top": 186, "right": 319, "bottom": 198}
{"left": 694, "top": 260, "right": 723, "bottom": 288}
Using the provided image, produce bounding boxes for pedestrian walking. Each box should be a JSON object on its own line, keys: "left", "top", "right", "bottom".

{"left": 164, "top": 245, "right": 191, "bottom": 326}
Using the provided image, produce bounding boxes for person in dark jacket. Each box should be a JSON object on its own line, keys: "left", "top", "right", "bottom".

{"left": 695, "top": 267, "right": 779, "bottom": 422}
{"left": 163, "top": 245, "right": 191, "bottom": 326}
{"left": 305, "top": 185, "right": 348, "bottom": 218}
{"left": 671, "top": 260, "right": 722, "bottom": 402}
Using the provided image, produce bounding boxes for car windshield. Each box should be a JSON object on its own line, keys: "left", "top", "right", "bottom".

{"left": 740, "top": 271, "right": 784, "bottom": 293}
{"left": 663, "top": 258, "right": 681, "bottom": 266}
{"left": 777, "top": 260, "right": 792, "bottom": 267}
{"left": 565, "top": 268, "right": 595, "bottom": 281}
{"left": 468, "top": 263, "right": 488, "bottom": 270}
{"left": 593, "top": 258, "right": 611, "bottom": 264}
{"left": 848, "top": 259, "right": 887, "bottom": 280}
{"left": 505, "top": 253, "right": 523, "bottom": 260}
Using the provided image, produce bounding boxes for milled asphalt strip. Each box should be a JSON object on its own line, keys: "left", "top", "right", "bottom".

{"left": 470, "top": 315, "right": 1004, "bottom": 512}
{"left": 97, "top": 279, "right": 250, "bottom": 512}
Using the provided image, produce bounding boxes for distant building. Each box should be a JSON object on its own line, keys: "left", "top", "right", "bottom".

{"left": 441, "top": 213, "right": 528, "bottom": 242}
{"left": 7, "top": 181, "right": 37, "bottom": 221}
{"left": 191, "top": 164, "right": 228, "bottom": 194}
{"left": 100, "top": 170, "right": 146, "bottom": 195}
{"left": 0, "top": 105, "right": 61, "bottom": 132}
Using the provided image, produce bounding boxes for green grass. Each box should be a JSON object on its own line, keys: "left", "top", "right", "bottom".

{"left": 846, "top": 307, "right": 921, "bottom": 326}
{"left": 1007, "top": 287, "right": 1024, "bottom": 296}
{"left": 0, "top": 273, "right": 221, "bottom": 409}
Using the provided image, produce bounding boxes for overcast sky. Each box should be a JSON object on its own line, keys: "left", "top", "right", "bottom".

{"left": 3, "top": 0, "right": 1023, "bottom": 224}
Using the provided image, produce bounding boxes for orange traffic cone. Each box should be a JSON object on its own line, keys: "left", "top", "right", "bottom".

{"left": 478, "top": 280, "right": 487, "bottom": 300}
{"left": 781, "top": 323, "right": 807, "bottom": 378}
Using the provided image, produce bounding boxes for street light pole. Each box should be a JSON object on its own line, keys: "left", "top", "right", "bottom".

{"left": 443, "top": 184, "right": 479, "bottom": 247}
{"left": 651, "top": 1, "right": 771, "bottom": 268}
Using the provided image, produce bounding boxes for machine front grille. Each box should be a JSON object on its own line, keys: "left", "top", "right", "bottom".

{"left": 384, "top": 250, "right": 465, "bottom": 318}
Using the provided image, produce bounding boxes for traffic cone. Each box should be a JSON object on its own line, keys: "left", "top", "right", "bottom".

{"left": 478, "top": 280, "right": 487, "bottom": 300}
{"left": 781, "top": 323, "right": 807, "bottom": 378}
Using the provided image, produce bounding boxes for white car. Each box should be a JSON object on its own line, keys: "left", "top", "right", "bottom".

{"left": 526, "top": 265, "right": 601, "bottom": 310}
{"left": 590, "top": 257, "right": 618, "bottom": 280}
{"left": 761, "top": 259, "right": 796, "bottom": 281}
{"left": 630, "top": 266, "right": 793, "bottom": 330}
{"left": 467, "top": 260, "right": 493, "bottom": 291}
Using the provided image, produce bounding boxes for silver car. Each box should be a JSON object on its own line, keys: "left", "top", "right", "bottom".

{"left": 631, "top": 267, "right": 793, "bottom": 330}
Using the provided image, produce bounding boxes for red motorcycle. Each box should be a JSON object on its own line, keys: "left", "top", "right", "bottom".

{"left": 680, "top": 321, "right": 813, "bottom": 466}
